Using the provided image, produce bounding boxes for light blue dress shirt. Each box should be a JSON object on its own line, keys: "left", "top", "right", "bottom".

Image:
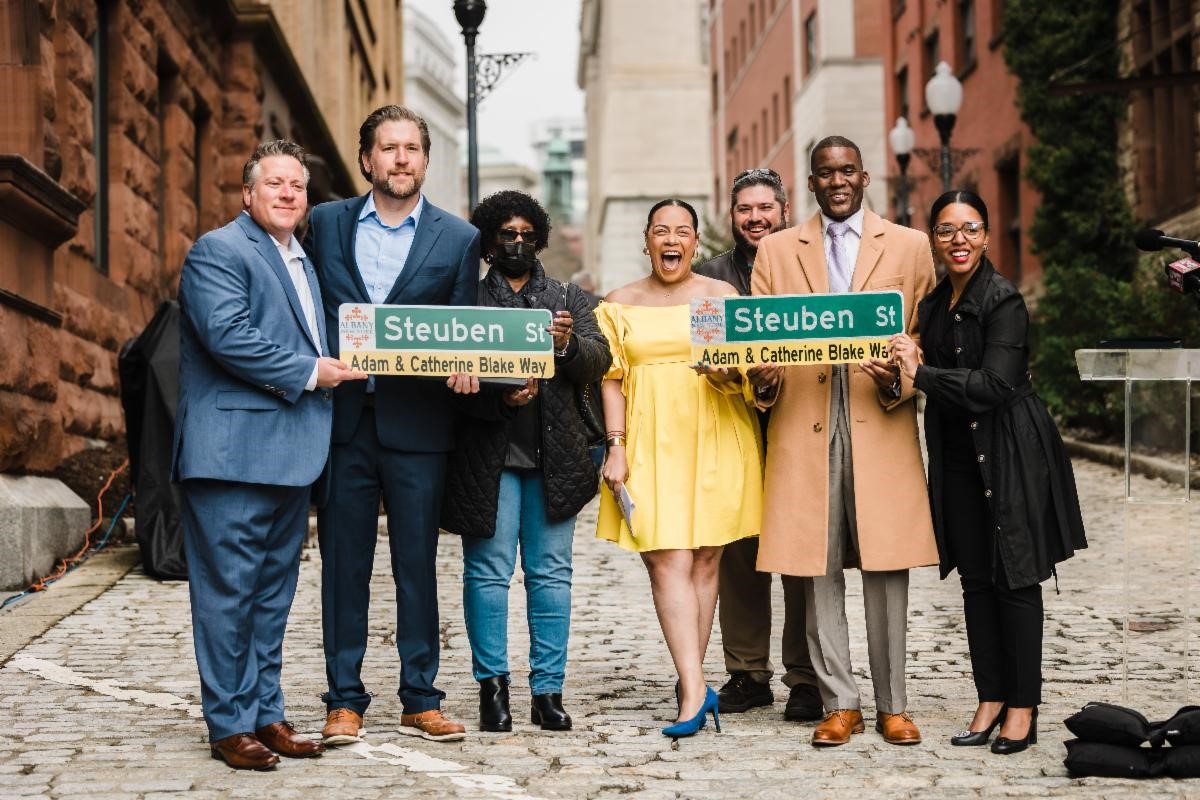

{"left": 356, "top": 191, "right": 424, "bottom": 303}
{"left": 356, "top": 192, "right": 423, "bottom": 391}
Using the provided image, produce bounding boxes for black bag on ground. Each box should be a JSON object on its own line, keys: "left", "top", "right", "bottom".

{"left": 1063, "top": 739, "right": 1163, "bottom": 778}
{"left": 1162, "top": 706, "right": 1200, "bottom": 747}
{"left": 1064, "top": 702, "right": 1163, "bottom": 747}
{"left": 118, "top": 301, "right": 187, "bottom": 580}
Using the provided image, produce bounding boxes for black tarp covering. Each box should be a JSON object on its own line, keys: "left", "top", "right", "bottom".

{"left": 118, "top": 300, "right": 187, "bottom": 580}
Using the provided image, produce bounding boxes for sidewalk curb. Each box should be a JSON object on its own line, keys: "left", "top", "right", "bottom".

{"left": 0, "top": 544, "right": 140, "bottom": 667}
{"left": 1062, "top": 435, "right": 1195, "bottom": 488}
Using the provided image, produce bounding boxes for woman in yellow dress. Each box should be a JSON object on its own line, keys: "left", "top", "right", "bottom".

{"left": 595, "top": 198, "right": 763, "bottom": 738}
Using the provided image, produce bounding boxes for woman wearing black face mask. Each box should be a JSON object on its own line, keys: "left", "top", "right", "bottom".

{"left": 441, "top": 190, "right": 611, "bottom": 733}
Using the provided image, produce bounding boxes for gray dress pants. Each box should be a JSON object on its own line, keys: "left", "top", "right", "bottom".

{"left": 802, "top": 364, "right": 910, "bottom": 715}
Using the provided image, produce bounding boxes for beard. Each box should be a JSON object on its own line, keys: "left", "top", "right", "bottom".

{"left": 731, "top": 217, "right": 787, "bottom": 254}
{"left": 371, "top": 168, "right": 424, "bottom": 201}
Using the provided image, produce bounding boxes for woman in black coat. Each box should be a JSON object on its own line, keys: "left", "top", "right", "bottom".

{"left": 889, "top": 190, "right": 1086, "bottom": 755}
{"left": 441, "top": 191, "right": 610, "bottom": 734}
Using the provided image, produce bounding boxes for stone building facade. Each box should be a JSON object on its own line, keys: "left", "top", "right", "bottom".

{"left": 0, "top": 0, "right": 401, "bottom": 586}
{"left": 577, "top": 0, "right": 713, "bottom": 293}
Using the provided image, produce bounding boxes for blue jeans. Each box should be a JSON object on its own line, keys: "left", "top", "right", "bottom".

{"left": 462, "top": 469, "right": 575, "bottom": 695}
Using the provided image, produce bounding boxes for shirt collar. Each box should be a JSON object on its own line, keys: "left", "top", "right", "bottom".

{"left": 820, "top": 206, "right": 865, "bottom": 238}
{"left": 269, "top": 230, "right": 305, "bottom": 260}
{"left": 359, "top": 191, "right": 424, "bottom": 229}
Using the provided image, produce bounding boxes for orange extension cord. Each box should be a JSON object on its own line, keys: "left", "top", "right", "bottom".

{"left": 29, "top": 458, "right": 130, "bottom": 592}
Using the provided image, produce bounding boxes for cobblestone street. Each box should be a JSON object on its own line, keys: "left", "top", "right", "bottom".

{"left": 3, "top": 457, "right": 1199, "bottom": 799}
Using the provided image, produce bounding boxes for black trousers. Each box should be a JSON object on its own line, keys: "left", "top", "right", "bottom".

{"left": 943, "top": 466, "right": 1043, "bottom": 707}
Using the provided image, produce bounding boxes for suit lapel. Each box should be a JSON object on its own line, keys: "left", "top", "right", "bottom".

{"left": 850, "top": 210, "right": 886, "bottom": 292}
{"left": 339, "top": 195, "right": 372, "bottom": 303}
{"left": 384, "top": 200, "right": 445, "bottom": 304}
{"left": 237, "top": 214, "right": 319, "bottom": 353}
{"left": 303, "top": 255, "right": 328, "bottom": 353}
{"left": 796, "top": 214, "right": 829, "bottom": 294}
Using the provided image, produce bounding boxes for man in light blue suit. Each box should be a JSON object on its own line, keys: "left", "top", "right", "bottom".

{"left": 174, "top": 140, "right": 365, "bottom": 770}
{"left": 304, "top": 105, "right": 481, "bottom": 744}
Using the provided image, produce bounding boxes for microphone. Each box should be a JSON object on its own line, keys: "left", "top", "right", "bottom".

{"left": 1136, "top": 228, "right": 1200, "bottom": 257}
{"left": 1166, "top": 256, "right": 1200, "bottom": 296}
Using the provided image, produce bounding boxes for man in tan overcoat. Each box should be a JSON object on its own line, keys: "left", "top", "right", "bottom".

{"left": 749, "top": 135, "right": 938, "bottom": 747}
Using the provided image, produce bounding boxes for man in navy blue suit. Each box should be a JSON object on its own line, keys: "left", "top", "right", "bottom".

{"left": 175, "top": 140, "right": 366, "bottom": 769}
{"left": 304, "top": 105, "right": 482, "bottom": 743}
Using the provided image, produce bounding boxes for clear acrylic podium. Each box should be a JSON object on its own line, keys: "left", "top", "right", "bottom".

{"left": 1077, "top": 349, "right": 1200, "bottom": 704}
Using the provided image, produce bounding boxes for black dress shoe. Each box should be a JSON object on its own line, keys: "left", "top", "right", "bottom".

{"left": 531, "top": 693, "right": 572, "bottom": 730}
{"left": 479, "top": 677, "right": 512, "bottom": 732}
{"left": 718, "top": 672, "right": 774, "bottom": 713}
{"left": 992, "top": 707, "right": 1037, "bottom": 755}
{"left": 950, "top": 706, "right": 1006, "bottom": 746}
{"left": 783, "top": 683, "right": 823, "bottom": 721}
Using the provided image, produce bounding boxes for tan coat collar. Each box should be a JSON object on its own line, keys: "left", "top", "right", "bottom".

{"left": 794, "top": 209, "right": 887, "bottom": 294}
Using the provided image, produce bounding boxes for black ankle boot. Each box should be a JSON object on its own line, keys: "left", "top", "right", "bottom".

{"left": 531, "top": 693, "right": 572, "bottom": 731}
{"left": 479, "top": 677, "right": 512, "bottom": 732}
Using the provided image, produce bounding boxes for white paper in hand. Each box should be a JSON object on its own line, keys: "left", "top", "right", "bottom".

{"left": 610, "top": 483, "right": 637, "bottom": 541}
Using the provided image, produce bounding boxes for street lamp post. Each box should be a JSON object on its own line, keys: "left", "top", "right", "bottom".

{"left": 454, "top": 0, "right": 487, "bottom": 212}
{"left": 924, "top": 61, "right": 964, "bottom": 192}
{"left": 888, "top": 117, "right": 915, "bottom": 227}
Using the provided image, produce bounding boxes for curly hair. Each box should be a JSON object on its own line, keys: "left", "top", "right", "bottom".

{"left": 469, "top": 190, "right": 552, "bottom": 255}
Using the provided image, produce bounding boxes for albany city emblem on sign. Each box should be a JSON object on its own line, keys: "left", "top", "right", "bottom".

{"left": 341, "top": 305, "right": 373, "bottom": 350}
{"left": 690, "top": 298, "right": 726, "bottom": 345}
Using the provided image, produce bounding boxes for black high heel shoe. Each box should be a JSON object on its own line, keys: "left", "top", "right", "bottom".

{"left": 991, "top": 707, "right": 1037, "bottom": 755}
{"left": 950, "top": 705, "right": 1007, "bottom": 746}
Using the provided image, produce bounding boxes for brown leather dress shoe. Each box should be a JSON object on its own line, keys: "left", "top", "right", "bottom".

{"left": 210, "top": 733, "right": 280, "bottom": 770}
{"left": 322, "top": 708, "right": 365, "bottom": 745}
{"left": 876, "top": 711, "right": 922, "bottom": 745}
{"left": 399, "top": 709, "right": 467, "bottom": 742}
{"left": 811, "top": 709, "right": 865, "bottom": 747}
{"left": 256, "top": 721, "right": 325, "bottom": 758}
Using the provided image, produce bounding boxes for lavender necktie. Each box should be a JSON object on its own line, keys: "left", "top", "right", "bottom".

{"left": 827, "top": 221, "right": 852, "bottom": 293}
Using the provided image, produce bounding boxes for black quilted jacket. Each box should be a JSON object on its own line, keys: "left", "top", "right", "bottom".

{"left": 440, "top": 264, "right": 611, "bottom": 538}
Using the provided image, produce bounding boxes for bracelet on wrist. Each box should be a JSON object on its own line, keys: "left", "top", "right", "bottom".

{"left": 605, "top": 434, "right": 626, "bottom": 448}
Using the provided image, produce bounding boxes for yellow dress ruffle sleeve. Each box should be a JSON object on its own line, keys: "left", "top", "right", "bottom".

{"left": 593, "top": 301, "right": 763, "bottom": 552}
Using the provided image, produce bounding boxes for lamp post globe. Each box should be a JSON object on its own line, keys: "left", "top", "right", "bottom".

{"left": 924, "top": 61, "right": 963, "bottom": 191}
{"left": 454, "top": 1, "right": 487, "bottom": 211}
{"left": 889, "top": 117, "right": 915, "bottom": 227}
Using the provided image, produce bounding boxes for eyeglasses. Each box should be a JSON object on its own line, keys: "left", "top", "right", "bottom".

{"left": 932, "top": 221, "right": 987, "bottom": 242}
{"left": 732, "top": 167, "right": 783, "bottom": 186}
{"left": 498, "top": 228, "right": 537, "bottom": 243}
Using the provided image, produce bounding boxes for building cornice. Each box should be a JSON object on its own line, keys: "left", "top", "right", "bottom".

{"left": 216, "top": 0, "right": 357, "bottom": 197}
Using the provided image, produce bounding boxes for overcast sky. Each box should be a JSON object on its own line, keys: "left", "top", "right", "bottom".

{"left": 406, "top": 0, "right": 585, "bottom": 169}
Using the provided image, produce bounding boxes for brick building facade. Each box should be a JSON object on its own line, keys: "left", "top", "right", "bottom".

{"left": 883, "top": 0, "right": 1042, "bottom": 286}
{"left": 0, "top": 0, "right": 403, "bottom": 479}
{"left": 710, "top": 0, "right": 887, "bottom": 224}
{"left": 0, "top": 0, "right": 402, "bottom": 586}
{"left": 1116, "top": 0, "right": 1199, "bottom": 238}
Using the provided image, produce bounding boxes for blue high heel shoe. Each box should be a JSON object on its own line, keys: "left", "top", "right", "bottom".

{"left": 662, "top": 686, "right": 721, "bottom": 738}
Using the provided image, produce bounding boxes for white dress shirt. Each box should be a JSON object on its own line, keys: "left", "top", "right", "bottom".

{"left": 820, "top": 207, "right": 865, "bottom": 294}
{"left": 269, "top": 230, "right": 322, "bottom": 391}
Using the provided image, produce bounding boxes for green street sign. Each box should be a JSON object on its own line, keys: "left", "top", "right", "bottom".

{"left": 339, "top": 304, "right": 555, "bottom": 378}
{"left": 690, "top": 292, "right": 903, "bottom": 367}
